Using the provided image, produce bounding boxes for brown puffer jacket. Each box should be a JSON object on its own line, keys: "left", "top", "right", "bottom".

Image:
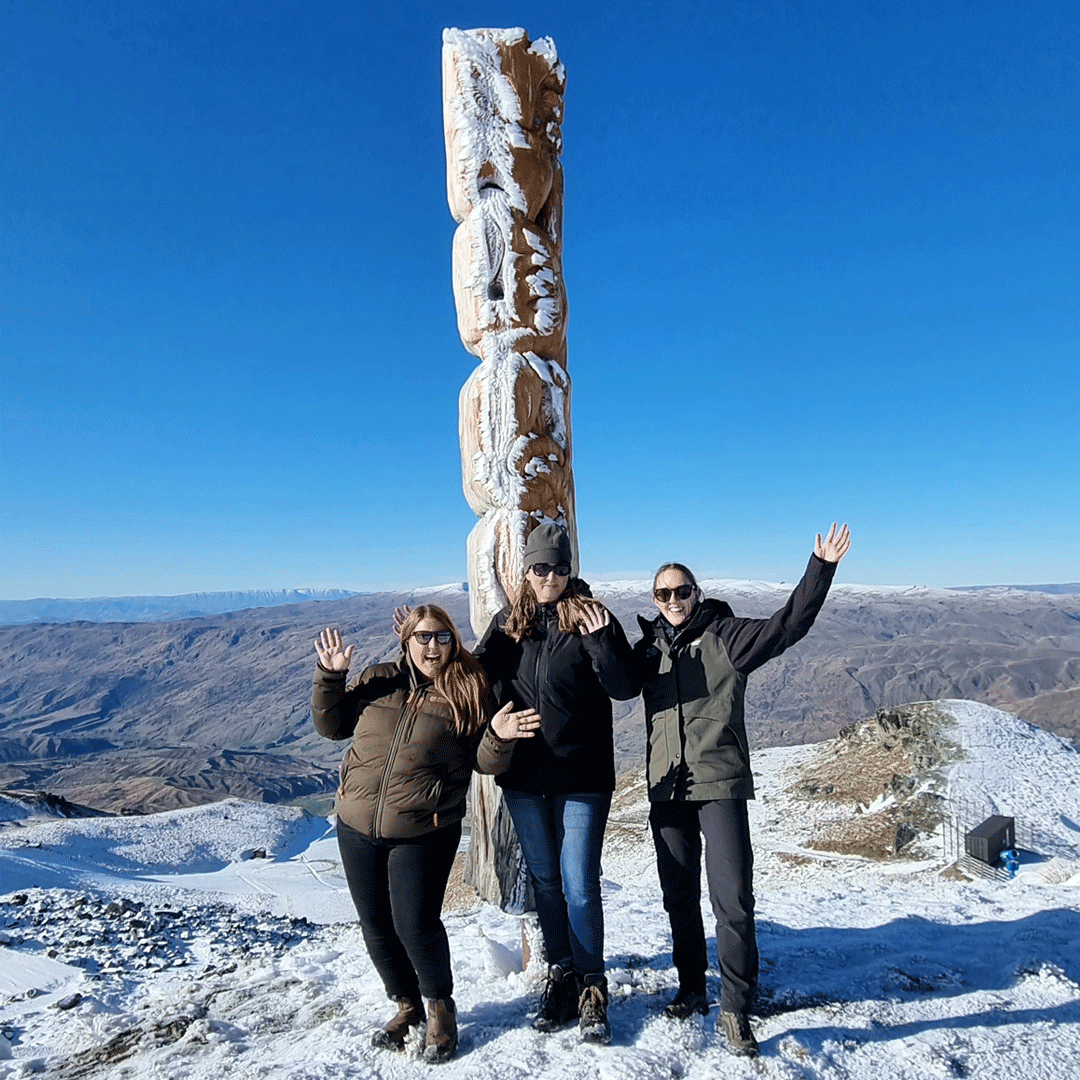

{"left": 312, "top": 656, "right": 512, "bottom": 840}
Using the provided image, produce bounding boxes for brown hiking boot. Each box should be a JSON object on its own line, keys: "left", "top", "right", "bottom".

{"left": 533, "top": 964, "right": 579, "bottom": 1032}
{"left": 371, "top": 996, "right": 424, "bottom": 1051}
{"left": 718, "top": 1010, "right": 759, "bottom": 1057}
{"left": 578, "top": 974, "right": 611, "bottom": 1044}
{"left": 423, "top": 997, "right": 458, "bottom": 1064}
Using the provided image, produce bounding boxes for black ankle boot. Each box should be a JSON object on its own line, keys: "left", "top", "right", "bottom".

{"left": 533, "top": 964, "right": 579, "bottom": 1032}
{"left": 664, "top": 985, "right": 708, "bottom": 1019}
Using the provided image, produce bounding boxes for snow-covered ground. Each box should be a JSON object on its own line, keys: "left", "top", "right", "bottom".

{"left": 1, "top": 701, "right": 1078, "bottom": 1079}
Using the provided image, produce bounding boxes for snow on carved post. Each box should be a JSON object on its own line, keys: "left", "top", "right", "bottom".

{"left": 443, "top": 27, "right": 575, "bottom": 911}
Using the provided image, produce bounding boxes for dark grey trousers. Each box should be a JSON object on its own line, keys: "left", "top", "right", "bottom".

{"left": 649, "top": 798, "right": 758, "bottom": 1013}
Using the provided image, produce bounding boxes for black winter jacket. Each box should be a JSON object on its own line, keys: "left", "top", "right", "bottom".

{"left": 633, "top": 554, "right": 837, "bottom": 802}
{"left": 476, "top": 603, "right": 638, "bottom": 794}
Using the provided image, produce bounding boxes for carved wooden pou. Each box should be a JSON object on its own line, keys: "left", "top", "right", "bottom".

{"left": 442, "top": 26, "right": 575, "bottom": 909}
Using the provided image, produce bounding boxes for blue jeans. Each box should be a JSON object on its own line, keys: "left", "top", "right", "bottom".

{"left": 502, "top": 790, "right": 611, "bottom": 978}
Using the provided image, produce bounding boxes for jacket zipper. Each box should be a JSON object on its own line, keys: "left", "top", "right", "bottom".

{"left": 532, "top": 617, "right": 552, "bottom": 711}
{"left": 670, "top": 640, "right": 684, "bottom": 766}
{"left": 373, "top": 687, "right": 425, "bottom": 838}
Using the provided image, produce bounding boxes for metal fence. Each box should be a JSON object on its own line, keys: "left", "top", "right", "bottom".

{"left": 942, "top": 796, "right": 1038, "bottom": 883}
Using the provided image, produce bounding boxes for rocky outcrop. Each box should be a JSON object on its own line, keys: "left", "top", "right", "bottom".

{"left": 0, "top": 889, "right": 313, "bottom": 977}
{"left": 0, "top": 790, "right": 106, "bottom": 820}
{"left": 792, "top": 702, "right": 961, "bottom": 859}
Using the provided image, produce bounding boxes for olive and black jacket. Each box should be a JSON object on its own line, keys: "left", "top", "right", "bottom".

{"left": 312, "top": 655, "right": 513, "bottom": 840}
{"left": 633, "top": 554, "right": 837, "bottom": 802}
{"left": 475, "top": 603, "right": 638, "bottom": 795}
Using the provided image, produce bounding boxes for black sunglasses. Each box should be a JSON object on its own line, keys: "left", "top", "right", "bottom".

{"left": 412, "top": 630, "right": 453, "bottom": 645}
{"left": 529, "top": 562, "right": 571, "bottom": 578}
{"left": 654, "top": 585, "right": 696, "bottom": 602}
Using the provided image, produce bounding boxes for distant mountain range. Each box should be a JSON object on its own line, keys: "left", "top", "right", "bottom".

{"left": 1, "top": 582, "right": 1076, "bottom": 626}
{"left": 0, "top": 588, "right": 367, "bottom": 625}
{"left": 0, "top": 579, "right": 1076, "bottom": 814}
{"left": 949, "top": 583, "right": 1080, "bottom": 595}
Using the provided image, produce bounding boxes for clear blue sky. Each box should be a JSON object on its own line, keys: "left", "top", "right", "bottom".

{"left": 3, "top": 0, "right": 1077, "bottom": 598}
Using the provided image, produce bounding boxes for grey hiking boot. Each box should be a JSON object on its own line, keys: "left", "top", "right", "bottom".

{"left": 578, "top": 973, "right": 611, "bottom": 1044}
{"left": 533, "top": 964, "right": 579, "bottom": 1032}
{"left": 718, "top": 1010, "right": 759, "bottom": 1057}
{"left": 371, "top": 996, "right": 424, "bottom": 1051}
{"left": 423, "top": 997, "right": 457, "bottom": 1064}
{"left": 664, "top": 985, "right": 708, "bottom": 1019}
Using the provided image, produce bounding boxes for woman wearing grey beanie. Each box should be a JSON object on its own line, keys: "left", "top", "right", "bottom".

{"left": 475, "top": 523, "right": 637, "bottom": 1045}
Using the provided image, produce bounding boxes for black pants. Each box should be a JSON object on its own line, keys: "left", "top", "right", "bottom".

{"left": 649, "top": 799, "right": 758, "bottom": 1013}
{"left": 337, "top": 816, "right": 461, "bottom": 1002}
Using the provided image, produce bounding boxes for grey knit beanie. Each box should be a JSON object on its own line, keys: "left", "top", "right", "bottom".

{"left": 522, "top": 523, "right": 572, "bottom": 568}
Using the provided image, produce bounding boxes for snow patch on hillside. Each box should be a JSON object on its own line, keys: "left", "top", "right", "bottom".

{"left": 941, "top": 699, "right": 1080, "bottom": 860}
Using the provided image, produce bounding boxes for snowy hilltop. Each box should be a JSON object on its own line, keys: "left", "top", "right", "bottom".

{"left": 1, "top": 700, "right": 1078, "bottom": 1079}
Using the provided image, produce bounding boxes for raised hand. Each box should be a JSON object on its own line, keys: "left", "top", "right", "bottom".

{"left": 391, "top": 605, "right": 412, "bottom": 639}
{"left": 578, "top": 603, "right": 611, "bottom": 636}
{"left": 815, "top": 522, "right": 852, "bottom": 564}
{"left": 314, "top": 627, "right": 354, "bottom": 672}
{"left": 490, "top": 702, "right": 542, "bottom": 741}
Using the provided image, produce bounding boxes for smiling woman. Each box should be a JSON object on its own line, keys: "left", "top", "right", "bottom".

{"left": 406, "top": 622, "right": 454, "bottom": 675}
{"left": 311, "top": 606, "right": 539, "bottom": 1063}
{"left": 630, "top": 523, "right": 852, "bottom": 1057}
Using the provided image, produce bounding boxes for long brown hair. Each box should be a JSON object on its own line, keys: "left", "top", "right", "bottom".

{"left": 502, "top": 576, "right": 601, "bottom": 643}
{"left": 399, "top": 605, "right": 493, "bottom": 736}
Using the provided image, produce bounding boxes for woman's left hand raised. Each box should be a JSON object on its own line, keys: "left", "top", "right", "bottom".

{"left": 490, "top": 702, "right": 542, "bottom": 741}
{"left": 578, "top": 604, "right": 611, "bottom": 636}
{"left": 814, "top": 522, "right": 852, "bottom": 563}
{"left": 391, "top": 605, "right": 411, "bottom": 638}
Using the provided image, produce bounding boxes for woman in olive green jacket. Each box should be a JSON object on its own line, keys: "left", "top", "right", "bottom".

{"left": 632, "top": 524, "right": 851, "bottom": 1058}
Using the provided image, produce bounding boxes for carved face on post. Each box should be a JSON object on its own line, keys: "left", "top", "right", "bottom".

{"left": 498, "top": 40, "right": 564, "bottom": 222}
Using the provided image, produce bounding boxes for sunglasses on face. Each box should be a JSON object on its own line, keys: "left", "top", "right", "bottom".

{"left": 412, "top": 630, "right": 453, "bottom": 645}
{"left": 654, "top": 585, "right": 696, "bottom": 602}
{"left": 529, "top": 563, "right": 571, "bottom": 578}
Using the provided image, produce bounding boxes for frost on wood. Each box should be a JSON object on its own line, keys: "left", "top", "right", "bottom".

{"left": 443, "top": 26, "right": 577, "bottom": 637}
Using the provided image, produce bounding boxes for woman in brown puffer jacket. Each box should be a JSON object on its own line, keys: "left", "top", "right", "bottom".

{"left": 313, "top": 604, "right": 539, "bottom": 1063}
